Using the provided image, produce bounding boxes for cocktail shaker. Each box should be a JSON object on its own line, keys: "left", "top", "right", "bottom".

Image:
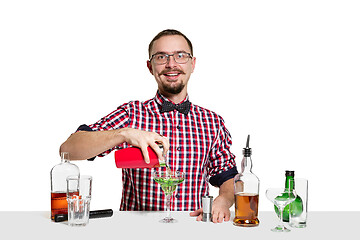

{"left": 114, "top": 144, "right": 166, "bottom": 168}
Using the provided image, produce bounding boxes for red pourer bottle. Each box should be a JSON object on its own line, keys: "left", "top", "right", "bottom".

{"left": 114, "top": 146, "right": 165, "bottom": 168}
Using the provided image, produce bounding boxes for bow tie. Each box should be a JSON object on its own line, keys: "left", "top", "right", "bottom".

{"left": 160, "top": 100, "right": 191, "bottom": 115}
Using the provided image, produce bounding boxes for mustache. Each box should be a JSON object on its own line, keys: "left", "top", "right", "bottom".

{"left": 159, "top": 69, "right": 185, "bottom": 75}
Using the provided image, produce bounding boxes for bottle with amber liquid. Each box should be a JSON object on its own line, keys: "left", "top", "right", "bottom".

{"left": 233, "top": 135, "right": 260, "bottom": 227}
{"left": 50, "top": 152, "right": 80, "bottom": 220}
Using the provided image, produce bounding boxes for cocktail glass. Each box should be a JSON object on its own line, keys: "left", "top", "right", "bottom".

{"left": 266, "top": 188, "right": 297, "bottom": 232}
{"left": 153, "top": 170, "right": 185, "bottom": 223}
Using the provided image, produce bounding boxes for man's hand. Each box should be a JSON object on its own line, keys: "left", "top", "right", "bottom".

{"left": 189, "top": 178, "right": 234, "bottom": 223}
{"left": 189, "top": 195, "right": 231, "bottom": 223}
{"left": 211, "top": 195, "right": 232, "bottom": 223}
{"left": 119, "top": 128, "right": 169, "bottom": 164}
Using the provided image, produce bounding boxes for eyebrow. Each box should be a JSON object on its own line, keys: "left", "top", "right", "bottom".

{"left": 152, "top": 50, "right": 188, "bottom": 55}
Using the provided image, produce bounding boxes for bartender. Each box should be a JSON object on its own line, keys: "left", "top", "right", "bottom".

{"left": 60, "top": 29, "right": 238, "bottom": 223}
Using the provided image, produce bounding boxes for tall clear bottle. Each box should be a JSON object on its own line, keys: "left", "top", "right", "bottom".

{"left": 233, "top": 135, "right": 260, "bottom": 227}
{"left": 50, "top": 152, "right": 80, "bottom": 220}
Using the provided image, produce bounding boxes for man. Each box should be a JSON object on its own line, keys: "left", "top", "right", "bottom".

{"left": 60, "top": 29, "right": 238, "bottom": 223}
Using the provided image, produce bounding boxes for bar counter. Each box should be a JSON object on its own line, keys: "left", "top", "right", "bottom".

{"left": 1, "top": 211, "right": 358, "bottom": 239}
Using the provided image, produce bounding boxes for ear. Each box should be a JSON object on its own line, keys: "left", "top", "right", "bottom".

{"left": 147, "top": 60, "right": 153, "bottom": 75}
{"left": 191, "top": 57, "right": 196, "bottom": 73}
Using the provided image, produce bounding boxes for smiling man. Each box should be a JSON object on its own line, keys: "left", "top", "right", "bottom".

{"left": 147, "top": 32, "right": 195, "bottom": 103}
{"left": 60, "top": 29, "right": 238, "bottom": 223}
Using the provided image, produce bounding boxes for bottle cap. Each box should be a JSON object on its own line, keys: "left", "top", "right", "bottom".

{"left": 285, "top": 170, "right": 295, "bottom": 177}
{"left": 243, "top": 135, "right": 252, "bottom": 157}
{"left": 202, "top": 195, "right": 213, "bottom": 222}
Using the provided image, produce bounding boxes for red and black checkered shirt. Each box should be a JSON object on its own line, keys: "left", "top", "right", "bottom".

{"left": 78, "top": 91, "right": 237, "bottom": 211}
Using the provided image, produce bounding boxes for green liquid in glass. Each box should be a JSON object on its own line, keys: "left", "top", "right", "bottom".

{"left": 154, "top": 177, "right": 184, "bottom": 195}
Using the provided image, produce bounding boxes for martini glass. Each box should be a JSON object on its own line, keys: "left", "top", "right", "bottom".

{"left": 153, "top": 170, "right": 185, "bottom": 223}
{"left": 266, "top": 188, "right": 297, "bottom": 232}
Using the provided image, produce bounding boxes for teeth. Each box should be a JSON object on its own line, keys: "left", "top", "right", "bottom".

{"left": 166, "top": 73, "right": 179, "bottom": 76}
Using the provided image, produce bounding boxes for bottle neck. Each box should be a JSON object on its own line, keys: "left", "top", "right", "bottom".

{"left": 241, "top": 156, "right": 253, "bottom": 173}
{"left": 159, "top": 159, "right": 166, "bottom": 167}
{"left": 285, "top": 176, "right": 295, "bottom": 190}
{"left": 61, "top": 152, "right": 70, "bottom": 163}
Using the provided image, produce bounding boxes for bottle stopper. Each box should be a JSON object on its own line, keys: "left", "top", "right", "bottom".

{"left": 243, "top": 135, "right": 252, "bottom": 157}
{"left": 202, "top": 195, "right": 213, "bottom": 222}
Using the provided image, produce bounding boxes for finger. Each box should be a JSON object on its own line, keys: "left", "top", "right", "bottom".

{"left": 190, "top": 208, "right": 203, "bottom": 221}
{"left": 154, "top": 133, "right": 169, "bottom": 152}
{"left": 224, "top": 212, "right": 230, "bottom": 222}
{"left": 189, "top": 208, "right": 202, "bottom": 217}
{"left": 212, "top": 211, "right": 219, "bottom": 223}
{"left": 140, "top": 146, "right": 150, "bottom": 164}
{"left": 217, "top": 212, "right": 225, "bottom": 223}
{"left": 149, "top": 142, "right": 164, "bottom": 161}
{"left": 160, "top": 136, "right": 170, "bottom": 156}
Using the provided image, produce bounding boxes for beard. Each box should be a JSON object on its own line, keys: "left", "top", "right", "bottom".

{"left": 162, "top": 81, "right": 185, "bottom": 94}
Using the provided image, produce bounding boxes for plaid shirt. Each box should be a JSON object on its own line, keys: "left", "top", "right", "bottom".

{"left": 78, "top": 91, "right": 237, "bottom": 211}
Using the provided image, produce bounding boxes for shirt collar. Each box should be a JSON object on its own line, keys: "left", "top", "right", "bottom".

{"left": 154, "top": 90, "right": 190, "bottom": 106}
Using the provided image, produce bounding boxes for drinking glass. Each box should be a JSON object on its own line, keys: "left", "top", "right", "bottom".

{"left": 289, "top": 178, "right": 308, "bottom": 228}
{"left": 153, "top": 170, "right": 185, "bottom": 223}
{"left": 66, "top": 175, "right": 92, "bottom": 226}
{"left": 266, "top": 188, "right": 297, "bottom": 232}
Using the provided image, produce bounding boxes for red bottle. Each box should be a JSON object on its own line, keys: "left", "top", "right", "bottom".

{"left": 114, "top": 146, "right": 165, "bottom": 168}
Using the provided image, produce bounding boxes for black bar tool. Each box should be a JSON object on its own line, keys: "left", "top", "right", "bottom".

{"left": 54, "top": 209, "right": 113, "bottom": 222}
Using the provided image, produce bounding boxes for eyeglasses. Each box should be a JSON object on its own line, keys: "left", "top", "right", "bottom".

{"left": 149, "top": 52, "right": 193, "bottom": 65}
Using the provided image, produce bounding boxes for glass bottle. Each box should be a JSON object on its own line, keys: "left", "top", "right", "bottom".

{"left": 275, "top": 170, "right": 303, "bottom": 222}
{"left": 233, "top": 135, "right": 260, "bottom": 227}
{"left": 50, "top": 152, "right": 80, "bottom": 220}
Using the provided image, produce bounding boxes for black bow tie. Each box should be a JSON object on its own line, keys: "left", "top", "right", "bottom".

{"left": 160, "top": 100, "right": 191, "bottom": 115}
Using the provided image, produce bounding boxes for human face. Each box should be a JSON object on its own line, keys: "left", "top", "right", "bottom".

{"left": 147, "top": 35, "right": 196, "bottom": 98}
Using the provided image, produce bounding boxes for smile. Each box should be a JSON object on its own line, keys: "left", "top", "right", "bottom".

{"left": 162, "top": 71, "right": 183, "bottom": 80}
{"left": 164, "top": 73, "right": 180, "bottom": 77}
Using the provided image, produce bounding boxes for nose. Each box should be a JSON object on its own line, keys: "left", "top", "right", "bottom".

{"left": 165, "top": 55, "right": 177, "bottom": 68}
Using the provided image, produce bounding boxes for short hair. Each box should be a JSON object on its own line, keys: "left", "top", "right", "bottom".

{"left": 148, "top": 29, "right": 193, "bottom": 59}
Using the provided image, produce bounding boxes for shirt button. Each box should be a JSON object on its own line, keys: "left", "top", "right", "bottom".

{"left": 177, "top": 147, "right": 181, "bottom": 151}
{"left": 175, "top": 193, "right": 180, "bottom": 198}
{"left": 177, "top": 125, "right": 181, "bottom": 129}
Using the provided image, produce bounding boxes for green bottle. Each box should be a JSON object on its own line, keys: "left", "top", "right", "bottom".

{"left": 274, "top": 170, "right": 303, "bottom": 222}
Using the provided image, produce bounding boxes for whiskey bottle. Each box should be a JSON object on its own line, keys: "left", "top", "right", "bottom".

{"left": 50, "top": 152, "right": 80, "bottom": 220}
{"left": 233, "top": 135, "right": 260, "bottom": 227}
{"left": 275, "top": 170, "right": 303, "bottom": 222}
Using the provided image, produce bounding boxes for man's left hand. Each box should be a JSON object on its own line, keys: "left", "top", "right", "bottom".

{"left": 189, "top": 195, "right": 231, "bottom": 223}
{"left": 189, "top": 178, "right": 234, "bottom": 223}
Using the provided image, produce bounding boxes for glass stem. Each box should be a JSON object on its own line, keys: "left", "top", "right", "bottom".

{"left": 279, "top": 207, "right": 285, "bottom": 228}
{"left": 165, "top": 194, "right": 171, "bottom": 219}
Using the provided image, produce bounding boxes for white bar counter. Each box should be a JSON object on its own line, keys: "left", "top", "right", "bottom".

{"left": 1, "top": 211, "right": 359, "bottom": 239}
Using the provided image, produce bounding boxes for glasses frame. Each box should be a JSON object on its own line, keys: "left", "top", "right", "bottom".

{"left": 149, "top": 52, "right": 193, "bottom": 65}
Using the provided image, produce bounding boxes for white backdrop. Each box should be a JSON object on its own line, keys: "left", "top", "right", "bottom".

{"left": 1, "top": 0, "right": 359, "bottom": 212}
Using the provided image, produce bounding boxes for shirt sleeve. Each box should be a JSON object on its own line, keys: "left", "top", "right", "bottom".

{"left": 207, "top": 116, "right": 238, "bottom": 187}
{"left": 76, "top": 103, "right": 131, "bottom": 160}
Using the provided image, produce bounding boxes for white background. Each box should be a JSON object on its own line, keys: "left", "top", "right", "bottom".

{"left": 1, "top": 0, "right": 359, "bottom": 212}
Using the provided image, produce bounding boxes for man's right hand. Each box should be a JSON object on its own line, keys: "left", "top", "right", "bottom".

{"left": 118, "top": 128, "right": 169, "bottom": 164}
